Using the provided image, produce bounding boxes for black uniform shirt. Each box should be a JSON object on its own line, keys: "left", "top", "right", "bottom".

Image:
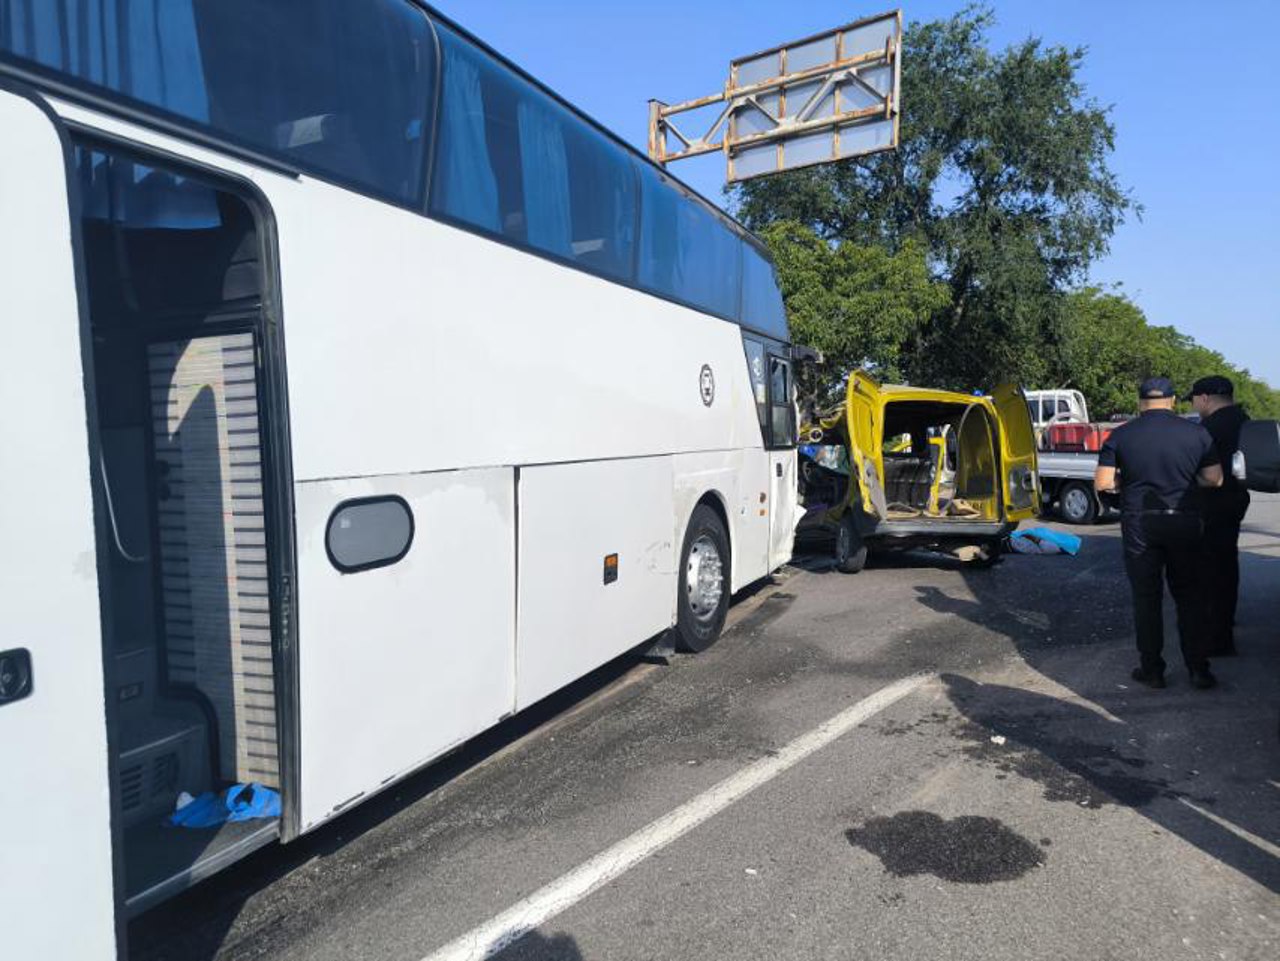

{"left": 1098, "top": 409, "right": 1219, "bottom": 514}
{"left": 1201, "top": 404, "right": 1250, "bottom": 495}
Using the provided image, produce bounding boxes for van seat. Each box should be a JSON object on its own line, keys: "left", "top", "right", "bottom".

{"left": 882, "top": 454, "right": 935, "bottom": 510}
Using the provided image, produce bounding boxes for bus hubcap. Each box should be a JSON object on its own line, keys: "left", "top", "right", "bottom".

{"left": 686, "top": 535, "right": 723, "bottom": 621}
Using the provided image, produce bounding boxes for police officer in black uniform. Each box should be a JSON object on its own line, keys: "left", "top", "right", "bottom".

{"left": 1190, "top": 375, "right": 1251, "bottom": 656}
{"left": 1095, "top": 377, "right": 1223, "bottom": 689}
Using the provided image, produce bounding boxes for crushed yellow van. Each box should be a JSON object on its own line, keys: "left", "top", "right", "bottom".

{"left": 797, "top": 372, "right": 1039, "bottom": 571}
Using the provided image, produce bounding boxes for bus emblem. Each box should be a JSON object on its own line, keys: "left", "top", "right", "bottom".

{"left": 699, "top": 365, "right": 715, "bottom": 406}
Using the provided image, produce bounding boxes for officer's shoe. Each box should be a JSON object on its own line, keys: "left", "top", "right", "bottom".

{"left": 1130, "top": 667, "right": 1167, "bottom": 689}
{"left": 1189, "top": 669, "right": 1218, "bottom": 690}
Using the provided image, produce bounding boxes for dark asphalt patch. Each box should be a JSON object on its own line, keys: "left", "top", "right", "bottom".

{"left": 726, "top": 591, "right": 797, "bottom": 638}
{"left": 845, "top": 811, "right": 1046, "bottom": 884}
{"left": 490, "top": 930, "right": 585, "bottom": 961}
{"left": 942, "top": 676, "right": 1223, "bottom": 810}
{"left": 951, "top": 717, "right": 1163, "bottom": 809}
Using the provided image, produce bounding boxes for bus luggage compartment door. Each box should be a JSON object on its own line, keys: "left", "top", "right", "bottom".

{"left": 0, "top": 86, "right": 118, "bottom": 959}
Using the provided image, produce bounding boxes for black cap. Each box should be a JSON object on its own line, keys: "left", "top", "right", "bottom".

{"left": 1189, "top": 375, "right": 1234, "bottom": 397}
{"left": 1139, "top": 376, "right": 1175, "bottom": 399}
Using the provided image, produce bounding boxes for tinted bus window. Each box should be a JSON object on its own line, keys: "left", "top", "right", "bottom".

{"left": 0, "top": 0, "right": 435, "bottom": 206}
{"left": 430, "top": 25, "right": 636, "bottom": 282}
{"left": 637, "top": 166, "right": 741, "bottom": 320}
{"left": 741, "top": 244, "right": 788, "bottom": 340}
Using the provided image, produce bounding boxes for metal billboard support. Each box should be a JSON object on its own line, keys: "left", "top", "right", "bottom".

{"left": 648, "top": 10, "right": 902, "bottom": 183}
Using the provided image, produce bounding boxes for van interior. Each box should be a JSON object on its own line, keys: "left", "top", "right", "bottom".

{"left": 800, "top": 398, "right": 1002, "bottom": 527}
{"left": 75, "top": 140, "right": 285, "bottom": 913}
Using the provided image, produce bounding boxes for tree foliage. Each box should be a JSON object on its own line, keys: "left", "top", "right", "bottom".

{"left": 728, "top": 6, "right": 1274, "bottom": 415}
{"left": 757, "top": 223, "right": 949, "bottom": 404}
{"left": 733, "top": 5, "right": 1135, "bottom": 391}
{"left": 1062, "top": 289, "right": 1280, "bottom": 420}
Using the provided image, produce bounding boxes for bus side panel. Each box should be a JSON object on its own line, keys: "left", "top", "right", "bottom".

{"left": 258, "top": 183, "right": 764, "bottom": 483}
{"left": 294, "top": 468, "right": 516, "bottom": 831}
{"left": 516, "top": 458, "right": 675, "bottom": 710}
{"left": 769, "top": 449, "right": 801, "bottom": 571}
{"left": 0, "top": 88, "right": 117, "bottom": 959}
{"left": 672, "top": 449, "right": 769, "bottom": 593}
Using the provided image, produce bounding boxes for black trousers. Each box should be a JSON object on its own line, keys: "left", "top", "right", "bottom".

{"left": 1121, "top": 511, "right": 1208, "bottom": 675}
{"left": 1202, "top": 491, "right": 1250, "bottom": 653}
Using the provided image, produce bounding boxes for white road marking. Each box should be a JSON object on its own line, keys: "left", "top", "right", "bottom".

{"left": 421, "top": 672, "right": 932, "bottom": 961}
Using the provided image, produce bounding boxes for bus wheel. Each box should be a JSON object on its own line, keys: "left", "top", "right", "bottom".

{"left": 675, "top": 504, "right": 730, "bottom": 653}
{"left": 1058, "top": 481, "right": 1098, "bottom": 525}
{"left": 834, "top": 515, "right": 868, "bottom": 574}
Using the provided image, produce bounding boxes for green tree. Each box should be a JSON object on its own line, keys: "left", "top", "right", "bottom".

{"left": 758, "top": 223, "right": 949, "bottom": 406}
{"left": 733, "top": 5, "right": 1134, "bottom": 391}
{"left": 1059, "top": 288, "right": 1280, "bottom": 420}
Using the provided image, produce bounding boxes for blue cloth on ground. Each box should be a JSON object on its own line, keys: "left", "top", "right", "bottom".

{"left": 169, "top": 782, "right": 281, "bottom": 828}
{"left": 1010, "top": 527, "right": 1082, "bottom": 556}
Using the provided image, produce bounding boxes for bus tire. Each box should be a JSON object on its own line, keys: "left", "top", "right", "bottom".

{"left": 675, "top": 504, "right": 730, "bottom": 653}
{"left": 834, "top": 514, "right": 868, "bottom": 573}
{"left": 1058, "top": 481, "right": 1099, "bottom": 525}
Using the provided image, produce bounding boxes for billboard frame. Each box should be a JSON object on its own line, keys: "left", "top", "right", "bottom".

{"left": 648, "top": 9, "right": 902, "bottom": 183}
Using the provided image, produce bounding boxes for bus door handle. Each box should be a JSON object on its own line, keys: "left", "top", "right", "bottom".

{"left": 775, "top": 462, "right": 783, "bottom": 478}
{"left": 0, "top": 648, "right": 33, "bottom": 706}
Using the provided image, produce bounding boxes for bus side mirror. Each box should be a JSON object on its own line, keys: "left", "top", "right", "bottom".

{"left": 791, "top": 344, "right": 823, "bottom": 365}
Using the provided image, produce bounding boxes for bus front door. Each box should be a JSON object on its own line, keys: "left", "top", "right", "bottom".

{"left": 0, "top": 85, "right": 119, "bottom": 959}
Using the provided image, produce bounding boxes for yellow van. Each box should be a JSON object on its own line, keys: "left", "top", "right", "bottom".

{"left": 797, "top": 372, "right": 1040, "bottom": 571}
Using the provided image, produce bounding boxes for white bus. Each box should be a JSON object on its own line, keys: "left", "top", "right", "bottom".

{"left": 0, "top": 2, "right": 801, "bottom": 956}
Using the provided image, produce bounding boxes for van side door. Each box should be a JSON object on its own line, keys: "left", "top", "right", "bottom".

{"left": 992, "top": 383, "right": 1041, "bottom": 521}
{"left": 844, "top": 371, "right": 887, "bottom": 519}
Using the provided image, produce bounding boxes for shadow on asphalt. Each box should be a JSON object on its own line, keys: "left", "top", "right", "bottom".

{"left": 127, "top": 642, "right": 660, "bottom": 960}
{"left": 489, "top": 930, "right": 586, "bottom": 961}
{"left": 916, "top": 528, "right": 1280, "bottom": 894}
{"left": 127, "top": 575, "right": 778, "bottom": 961}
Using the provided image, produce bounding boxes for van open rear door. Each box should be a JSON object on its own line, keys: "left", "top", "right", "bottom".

{"left": 0, "top": 85, "right": 119, "bottom": 959}
{"left": 844, "top": 371, "right": 888, "bottom": 519}
{"left": 992, "top": 382, "right": 1040, "bottom": 522}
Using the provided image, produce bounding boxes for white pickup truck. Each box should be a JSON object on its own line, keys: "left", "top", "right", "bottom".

{"left": 1026, "top": 390, "right": 1119, "bottom": 524}
{"left": 1039, "top": 449, "right": 1117, "bottom": 524}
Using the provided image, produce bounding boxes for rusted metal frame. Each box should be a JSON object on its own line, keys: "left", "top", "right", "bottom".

{"left": 730, "top": 102, "right": 888, "bottom": 153}
{"left": 656, "top": 93, "right": 891, "bottom": 166}
{"left": 833, "top": 27, "right": 844, "bottom": 162}
{"left": 658, "top": 43, "right": 891, "bottom": 120}
{"left": 749, "top": 137, "right": 897, "bottom": 181}
{"left": 777, "top": 45, "right": 788, "bottom": 175}
{"left": 845, "top": 68, "right": 889, "bottom": 107}
{"left": 648, "top": 13, "right": 901, "bottom": 168}
{"left": 729, "top": 8, "right": 899, "bottom": 69}
{"left": 890, "top": 9, "right": 903, "bottom": 137}
{"left": 647, "top": 99, "right": 664, "bottom": 163}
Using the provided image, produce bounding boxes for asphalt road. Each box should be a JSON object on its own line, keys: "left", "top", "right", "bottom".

{"left": 131, "top": 496, "right": 1280, "bottom": 961}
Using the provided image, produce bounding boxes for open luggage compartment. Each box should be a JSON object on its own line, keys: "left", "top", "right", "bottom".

{"left": 76, "top": 139, "right": 290, "bottom": 913}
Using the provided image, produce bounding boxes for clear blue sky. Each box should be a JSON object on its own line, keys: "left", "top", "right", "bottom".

{"left": 434, "top": 1, "right": 1279, "bottom": 388}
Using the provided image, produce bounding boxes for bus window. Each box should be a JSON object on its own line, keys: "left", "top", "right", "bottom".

{"left": 741, "top": 243, "right": 788, "bottom": 340}
{"left": 769, "top": 355, "right": 796, "bottom": 447}
{"left": 0, "top": 0, "right": 436, "bottom": 206}
{"left": 743, "top": 337, "right": 768, "bottom": 432}
{"left": 430, "top": 24, "right": 636, "bottom": 281}
{"left": 637, "top": 165, "right": 742, "bottom": 319}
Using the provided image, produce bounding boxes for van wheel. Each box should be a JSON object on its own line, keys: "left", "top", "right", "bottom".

{"left": 834, "top": 515, "right": 868, "bottom": 574}
{"left": 675, "top": 505, "right": 730, "bottom": 653}
{"left": 1058, "top": 481, "right": 1098, "bottom": 525}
